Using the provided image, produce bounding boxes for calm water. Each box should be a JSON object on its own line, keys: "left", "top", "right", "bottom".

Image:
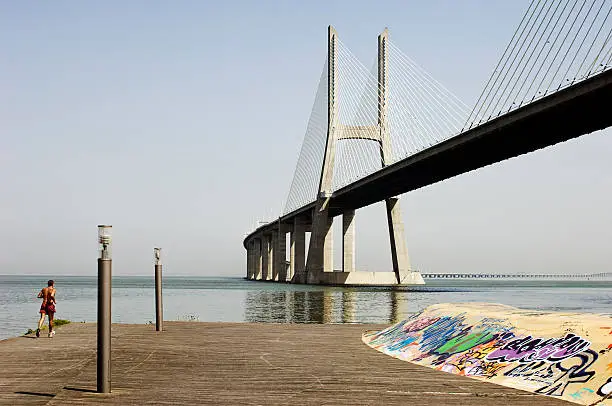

{"left": 1, "top": 275, "right": 611, "bottom": 341}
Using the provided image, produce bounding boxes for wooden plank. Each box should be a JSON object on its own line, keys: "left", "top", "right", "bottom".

{"left": 0, "top": 323, "right": 572, "bottom": 405}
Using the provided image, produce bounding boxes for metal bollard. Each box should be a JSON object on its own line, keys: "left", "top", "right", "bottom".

{"left": 97, "top": 225, "right": 112, "bottom": 393}
{"left": 154, "top": 247, "right": 163, "bottom": 332}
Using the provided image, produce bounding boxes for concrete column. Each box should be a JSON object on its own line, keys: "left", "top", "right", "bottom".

{"left": 246, "top": 241, "right": 253, "bottom": 279}
{"left": 250, "top": 241, "right": 256, "bottom": 280}
{"left": 306, "top": 212, "right": 333, "bottom": 276}
{"left": 290, "top": 217, "right": 306, "bottom": 280}
{"left": 378, "top": 28, "right": 392, "bottom": 166}
{"left": 323, "top": 216, "right": 333, "bottom": 273}
{"left": 261, "top": 235, "right": 270, "bottom": 280}
{"left": 270, "top": 231, "right": 278, "bottom": 281}
{"left": 267, "top": 234, "right": 273, "bottom": 280}
{"left": 342, "top": 210, "right": 355, "bottom": 273}
{"left": 276, "top": 223, "right": 289, "bottom": 282}
{"left": 318, "top": 26, "right": 339, "bottom": 196}
{"left": 254, "top": 238, "right": 262, "bottom": 280}
{"left": 386, "top": 197, "right": 411, "bottom": 283}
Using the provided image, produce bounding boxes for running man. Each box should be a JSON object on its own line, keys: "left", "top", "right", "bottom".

{"left": 36, "top": 280, "right": 56, "bottom": 338}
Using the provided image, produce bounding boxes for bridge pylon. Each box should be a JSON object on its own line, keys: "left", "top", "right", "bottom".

{"left": 378, "top": 29, "right": 415, "bottom": 284}
{"left": 293, "top": 26, "right": 424, "bottom": 286}
{"left": 294, "top": 25, "right": 338, "bottom": 284}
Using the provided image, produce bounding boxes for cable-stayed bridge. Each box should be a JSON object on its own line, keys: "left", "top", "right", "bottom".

{"left": 244, "top": 0, "right": 612, "bottom": 286}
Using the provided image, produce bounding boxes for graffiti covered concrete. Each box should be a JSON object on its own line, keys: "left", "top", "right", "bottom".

{"left": 363, "top": 303, "right": 612, "bottom": 405}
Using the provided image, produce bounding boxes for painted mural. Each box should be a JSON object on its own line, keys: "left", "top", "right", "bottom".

{"left": 362, "top": 303, "right": 612, "bottom": 405}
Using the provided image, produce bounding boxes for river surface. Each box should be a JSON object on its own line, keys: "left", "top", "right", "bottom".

{"left": 1, "top": 275, "right": 611, "bottom": 341}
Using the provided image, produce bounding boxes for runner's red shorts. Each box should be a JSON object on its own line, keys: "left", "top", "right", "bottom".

{"left": 40, "top": 303, "right": 56, "bottom": 314}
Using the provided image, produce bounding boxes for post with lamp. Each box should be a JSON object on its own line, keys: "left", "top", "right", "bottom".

{"left": 154, "top": 247, "right": 163, "bottom": 332}
{"left": 97, "top": 225, "right": 112, "bottom": 393}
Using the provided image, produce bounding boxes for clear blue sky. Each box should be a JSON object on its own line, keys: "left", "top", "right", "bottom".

{"left": 2, "top": 1, "right": 611, "bottom": 276}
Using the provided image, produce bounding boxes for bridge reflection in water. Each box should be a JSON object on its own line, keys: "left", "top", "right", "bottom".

{"left": 244, "top": 289, "right": 407, "bottom": 324}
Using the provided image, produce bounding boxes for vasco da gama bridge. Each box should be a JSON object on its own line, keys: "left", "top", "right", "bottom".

{"left": 243, "top": 0, "right": 612, "bottom": 286}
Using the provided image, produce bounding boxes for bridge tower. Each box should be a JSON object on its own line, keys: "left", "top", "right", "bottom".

{"left": 294, "top": 26, "right": 424, "bottom": 285}
{"left": 378, "top": 28, "right": 413, "bottom": 284}
{"left": 295, "top": 25, "right": 338, "bottom": 284}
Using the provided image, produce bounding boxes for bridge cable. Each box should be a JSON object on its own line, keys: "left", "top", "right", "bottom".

{"left": 389, "top": 44, "right": 469, "bottom": 133}
{"left": 335, "top": 42, "right": 383, "bottom": 188}
{"left": 548, "top": 0, "right": 600, "bottom": 92}
{"left": 533, "top": 0, "right": 589, "bottom": 98}
{"left": 584, "top": 6, "right": 612, "bottom": 74}
{"left": 284, "top": 57, "right": 329, "bottom": 215}
{"left": 464, "top": 0, "right": 541, "bottom": 129}
{"left": 487, "top": 0, "right": 555, "bottom": 118}
{"left": 572, "top": 1, "right": 611, "bottom": 82}
{"left": 497, "top": 0, "right": 563, "bottom": 112}
{"left": 387, "top": 44, "right": 470, "bottom": 155}
{"left": 519, "top": 0, "right": 575, "bottom": 106}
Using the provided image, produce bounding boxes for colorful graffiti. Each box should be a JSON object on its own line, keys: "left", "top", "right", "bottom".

{"left": 363, "top": 304, "right": 612, "bottom": 405}
{"left": 486, "top": 333, "right": 591, "bottom": 363}
{"left": 515, "top": 349, "right": 598, "bottom": 397}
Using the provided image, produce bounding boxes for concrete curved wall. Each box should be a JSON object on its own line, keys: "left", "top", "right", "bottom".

{"left": 363, "top": 303, "right": 612, "bottom": 405}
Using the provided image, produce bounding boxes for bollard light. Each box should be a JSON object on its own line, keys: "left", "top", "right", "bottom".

{"left": 98, "top": 225, "right": 112, "bottom": 260}
{"left": 154, "top": 247, "right": 161, "bottom": 265}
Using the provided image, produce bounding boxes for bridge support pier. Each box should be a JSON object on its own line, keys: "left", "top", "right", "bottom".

{"left": 261, "top": 234, "right": 271, "bottom": 280}
{"left": 300, "top": 201, "right": 334, "bottom": 284}
{"left": 323, "top": 216, "right": 334, "bottom": 274}
{"left": 246, "top": 241, "right": 254, "bottom": 279}
{"left": 385, "top": 197, "right": 411, "bottom": 283}
{"left": 254, "top": 238, "right": 262, "bottom": 280}
{"left": 276, "top": 223, "right": 289, "bottom": 282}
{"left": 271, "top": 232, "right": 279, "bottom": 281}
{"left": 342, "top": 210, "right": 355, "bottom": 273}
{"left": 290, "top": 217, "right": 306, "bottom": 280}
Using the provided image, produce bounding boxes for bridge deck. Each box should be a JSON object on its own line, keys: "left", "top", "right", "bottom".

{"left": 1, "top": 322, "right": 571, "bottom": 405}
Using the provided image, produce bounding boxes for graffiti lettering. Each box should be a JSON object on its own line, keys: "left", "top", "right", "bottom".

{"left": 503, "top": 349, "right": 598, "bottom": 396}
{"left": 367, "top": 313, "right": 438, "bottom": 350}
{"left": 504, "top": 361, "right": 556, "bottom": 385}
{"left": 436, "top": 331, "right": 513, "bottom": 358}
{"left": 368, "top": 319, "right": 412, "bottom": 346}
{"left": 543, "top": 350, "right": 598, "bottom": 397}
{"left": 598, "top": 377, "right": 612, "bottom": 396}
{"left": 418, "top": 315, "right": 467, "bottom": 354}
{"left": 474, "top": 317, "right": 514, "bottom": 333}
{"left": 568, "top": 387, "right": 594, "bottom": 400}
{"left": 403, "top": 317, "right": 439, "bottom": 333}
{"left": 443, "top": 343, "right": 509, "bottom": 378}
{"left": 486, "top": 333, "right": 590, "bottom": 363}
{"left": 386, "top": 336, "right": 418, "bottom": 352}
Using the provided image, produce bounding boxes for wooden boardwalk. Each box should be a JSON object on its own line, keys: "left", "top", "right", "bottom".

{"left": 0, "top": 322, "right": 572, "bottom": 405}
